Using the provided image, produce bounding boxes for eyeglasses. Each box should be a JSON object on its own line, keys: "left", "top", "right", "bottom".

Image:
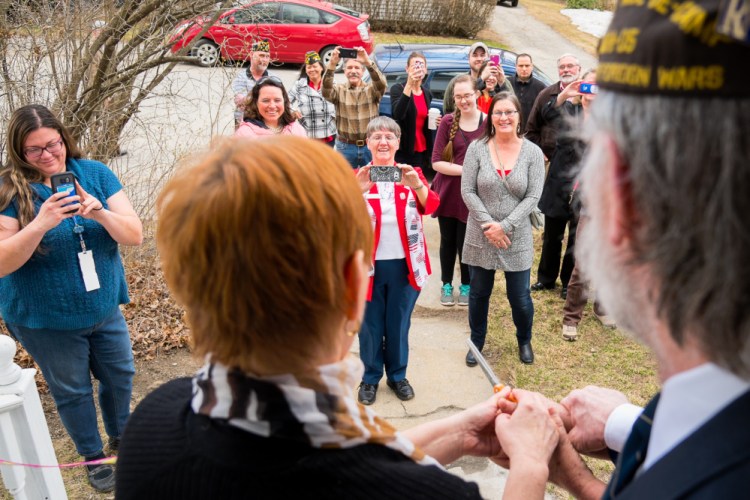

{"left": 24, "top": 139, "right": 64, "bottom": 159}
{"left": 558, "top": 63, "right": 579, "bottom": 70}
{"left": 492, "top": 110, "right": 518, "bottom": 117}
{"left": 454, "top": 93, "right": 476, "bottom": 102}
{"left": 369, "top": 134, "right": 398, "bottom": 142}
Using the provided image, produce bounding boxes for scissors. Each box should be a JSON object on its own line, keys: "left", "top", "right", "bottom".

{"left": 466, "top": 339, "right": 517, "bottom": 403}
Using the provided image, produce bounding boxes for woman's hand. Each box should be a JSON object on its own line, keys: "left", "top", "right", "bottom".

{"left": 398, "top": 164, "right": 424, "bottom": 190}
{"left": 494, "top": 389, "right": 560, "bottom": 468}
{"left": 355, "top": 166, "right": 373, "bottom": 193}
{"left": 75, "top": 181, "right": 104, "bottom": 218}
{"left": 34, "top": 191, "right": 80, "bottom": 232}
{"left": 482, "top": 221, "right": 511, "bottom": 249}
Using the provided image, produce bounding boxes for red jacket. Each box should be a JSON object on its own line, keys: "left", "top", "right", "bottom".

{"left": 362, "top": 167, "right": 439, "bottom": 297}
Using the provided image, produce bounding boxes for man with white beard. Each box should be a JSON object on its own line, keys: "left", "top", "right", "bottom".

{"left": 496, "top": 1, "right": 750, "bottom": 497}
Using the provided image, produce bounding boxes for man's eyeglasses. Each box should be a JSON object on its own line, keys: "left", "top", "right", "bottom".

{"left": 454, "top": 93, "right": 476, "bottom": 102}
{"left": 492, "top": 110, "right": 518, "bottom": 117}
{"left": 558, "top": 63, "right": 578, "bottom": 70}
{"left": 24, "top": 139, "right": 64, "bottom": 159}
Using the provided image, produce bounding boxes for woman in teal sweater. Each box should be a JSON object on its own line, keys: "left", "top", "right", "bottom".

{"left": 0, "top": 105, "right": 142, "bottom": 493}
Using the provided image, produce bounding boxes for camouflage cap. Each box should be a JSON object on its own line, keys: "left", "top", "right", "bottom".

{"left": 304, "top": 51, "right": 321, "bottom": 65}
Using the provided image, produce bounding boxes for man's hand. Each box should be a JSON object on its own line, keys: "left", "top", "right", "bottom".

{"left": 355, "top": 46, "right": 372, "bottom": 67}
{"left": 561, "top": 385, "right": 629, "bottom": 456}
{"left": 327, "top": 46, "right": 341, "bottom": 70}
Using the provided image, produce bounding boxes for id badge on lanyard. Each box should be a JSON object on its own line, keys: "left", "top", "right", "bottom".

{"left": 72, "top": 216, "right": 100, "bottom": 292}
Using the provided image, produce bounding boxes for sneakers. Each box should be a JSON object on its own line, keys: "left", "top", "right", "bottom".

{"left": 595, "top": 313, "right": 617, "bottom": 328}
{"left": 357, "top": 383, "right": 378, "bottom": 405}
{"left": 386, "top": 379, "right": 415, "bottom": 401}
{"left": 441, "top": 283, "right": 455, "bottom": 306}
{"left": 562, "top": 324, "right": 578, "bottom": 341}
{"left": 458, "top": 285, "right": 470, "bottom": 306}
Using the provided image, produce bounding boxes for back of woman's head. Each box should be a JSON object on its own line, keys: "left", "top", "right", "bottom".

{"left": 156, "top": 137, "right": 373, "bottom": 368}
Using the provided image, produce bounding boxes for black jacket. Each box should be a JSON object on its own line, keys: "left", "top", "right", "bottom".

{"left": 510, "top": 75, "right": 547, "bottom": 130}
{"left": 390, "top": 82, "right": 433, "bottom": 167}
{"left": 537, "top": 98, "right": 583, "bottom": 219}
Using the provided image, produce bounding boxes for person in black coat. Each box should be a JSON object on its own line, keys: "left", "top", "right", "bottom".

{"left": 390, "top": 52, "right": 433, "bottom": 177}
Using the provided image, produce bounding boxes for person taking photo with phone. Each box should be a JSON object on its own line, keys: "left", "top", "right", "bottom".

{"left": 390, "top": 51, "right": 434, "bottom": 176}
{"left": 323, "top": 46, "right": 386, "bottom": 168}
{"left": 0, "top": 104, "right": 142, "bottom": 493}
{"left": 353, "top": 116, "right": 439, "bottom": 405}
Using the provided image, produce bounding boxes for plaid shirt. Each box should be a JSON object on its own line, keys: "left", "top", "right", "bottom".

{"left": 288, "top": 78, "right": 337, "bottom": 139}
{"left": 322, "top": 65, "right": 386, "bottom": 142}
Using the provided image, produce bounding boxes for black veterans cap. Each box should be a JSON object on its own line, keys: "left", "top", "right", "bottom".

{"left": 597, "top": 0, "right": 750, "bottom": 97}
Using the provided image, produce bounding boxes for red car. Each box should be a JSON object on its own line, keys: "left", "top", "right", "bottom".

{"left": 170, "top": 0, "right": 373, "bottom": 68}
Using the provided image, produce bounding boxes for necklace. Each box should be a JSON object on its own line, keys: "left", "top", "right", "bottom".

{"left": 269, "top": 124, "right": 283, "bottom": 134}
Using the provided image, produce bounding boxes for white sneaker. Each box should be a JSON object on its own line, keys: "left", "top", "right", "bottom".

{"left": 562, "top": 324, "right": 578, "bottom": 341}
{"left": 595, "top": 312, "right": 617, "bottom": 329}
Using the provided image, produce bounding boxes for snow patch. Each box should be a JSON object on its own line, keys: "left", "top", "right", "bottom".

{"left": 561, "top": 9, "right": 613, "bottom": 38}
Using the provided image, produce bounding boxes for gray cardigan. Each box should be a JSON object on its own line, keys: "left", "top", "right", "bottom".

{"left": 461, "top": 138, "right": 545, "bottom": 272}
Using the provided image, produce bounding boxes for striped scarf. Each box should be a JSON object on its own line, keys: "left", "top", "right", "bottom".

{"left": 191, "top": 355, "right": 439, "bottom": 466}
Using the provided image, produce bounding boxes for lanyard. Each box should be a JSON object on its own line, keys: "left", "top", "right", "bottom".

{"left": 72, "top": 215, "right": 88, "bottom": 253}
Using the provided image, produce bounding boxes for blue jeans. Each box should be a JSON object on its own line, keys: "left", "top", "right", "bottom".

{"left": 335, "top": 140, "right": 372, "bottom": 169}
{"left": 8, "top": 308, "right": 135, "bottom": 457}
{"left": 360, "top": 259, "right": 419, "bottom": 385}
{"left": 468, "top": 266, "right": 534, "bottom": 350}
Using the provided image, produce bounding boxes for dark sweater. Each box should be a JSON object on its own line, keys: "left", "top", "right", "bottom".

{"left": 115, "top": 378, "right": 483, "bottom": 499}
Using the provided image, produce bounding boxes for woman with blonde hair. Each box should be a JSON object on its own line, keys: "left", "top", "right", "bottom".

{"left": 431, "top": 74, "right": 485, "bottom": 309}
{"left": 115, "top": 136, "right": 562, "bottom": 499}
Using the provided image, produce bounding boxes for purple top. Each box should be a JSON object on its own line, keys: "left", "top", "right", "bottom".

{"left": 430, "top": 113, "right": 485, "bottom": 222}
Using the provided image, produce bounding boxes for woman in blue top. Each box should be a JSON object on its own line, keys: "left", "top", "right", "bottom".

{"left": 0, "top": 105, "right": 142, "bottom": 493}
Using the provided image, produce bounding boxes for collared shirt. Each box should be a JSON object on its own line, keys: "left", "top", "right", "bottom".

{"left": 231, "top": 68, "right": 271, "bottom": 121}
{"left": 322, "top": 65, "right": 386, "bottom": 142}
{"left": 604, "top": 363, "right": 750, "bottom": 473}
{"left": 288, "top": 77, "right": 337, "bottom": 139}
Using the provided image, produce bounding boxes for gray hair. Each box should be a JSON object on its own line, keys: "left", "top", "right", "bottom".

{"left": 584, "top": 92, "right": 750, "bottom": 377}
{"left": 556, "top": 53, "right": 580, "bottom": 66}
{"left": 366, "top": 116, "right": 401, "bottom": 139}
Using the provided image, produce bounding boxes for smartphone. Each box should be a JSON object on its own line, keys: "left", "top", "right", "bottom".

{"left": 489, "top": 54, "right": 500, "bottom": 66}
{"left": 49, "top": 172, "right": 79, "bottom": 214}
{"left": 338, "top": 47, "right": 358, "bottom": 59}
{"left": 369, "top": 166, "right": 402, "bottom": 183}
{"left": 579, "top": 83, "right": 599, "bottom": 94}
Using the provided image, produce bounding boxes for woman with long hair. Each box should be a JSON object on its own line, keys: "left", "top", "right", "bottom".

{"left": 235, "top": 77, "right": 306, "bottom": 138}
{"left": 0, "top": 104, "right": 142, "bottom": 493}
{"left": 430, "top": 75, "right": 485, "bottom": 308}
{"left": 461, "top": 92, "right": 545, "bottom": 366}
{"left": 289, "top": 51, "right": 337, "bottom": 146}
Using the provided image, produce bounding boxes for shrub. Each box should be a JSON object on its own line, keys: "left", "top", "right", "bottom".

{"left": 336, "top": 0, "right": 496, "bottom": 37}
{"left": 564, "top": 0, "right": 607, "bottom": 9}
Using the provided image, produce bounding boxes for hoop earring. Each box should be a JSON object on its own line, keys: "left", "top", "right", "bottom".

{"left": 517, "top": 124, "right": 521, "bottom": 135}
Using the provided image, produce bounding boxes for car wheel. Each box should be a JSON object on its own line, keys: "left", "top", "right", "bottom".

{"left": 190, "top": 39, "right": 221, "bottom": 67}
{"left": 320, "top": 46, "right": 343, "bottom": 71}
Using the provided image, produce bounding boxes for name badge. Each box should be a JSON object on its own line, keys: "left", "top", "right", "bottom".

{"left": 78, "top": 251, "right": 101, "bottom": 292}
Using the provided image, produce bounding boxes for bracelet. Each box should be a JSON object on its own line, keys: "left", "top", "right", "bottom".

{"left": 413, "top": 183, "right": 424, "bottom": 190}
{"left": 93, "top": 206, "right": 103, "bottom": 211}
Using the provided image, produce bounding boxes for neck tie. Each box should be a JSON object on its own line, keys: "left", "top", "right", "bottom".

{"left": 604, "top": 393, "right": 661, "bottom": 498}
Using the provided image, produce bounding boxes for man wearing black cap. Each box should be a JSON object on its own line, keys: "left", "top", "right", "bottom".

{"left": 231, "top": 39, "right": 275, "bottom": 128}
{"left": 494, "top": 1, "right": 750, "bottom": 497}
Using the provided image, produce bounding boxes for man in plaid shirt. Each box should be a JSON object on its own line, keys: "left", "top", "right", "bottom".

{"left": 323, "top": 46, "right": 386, "bottom": 168}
